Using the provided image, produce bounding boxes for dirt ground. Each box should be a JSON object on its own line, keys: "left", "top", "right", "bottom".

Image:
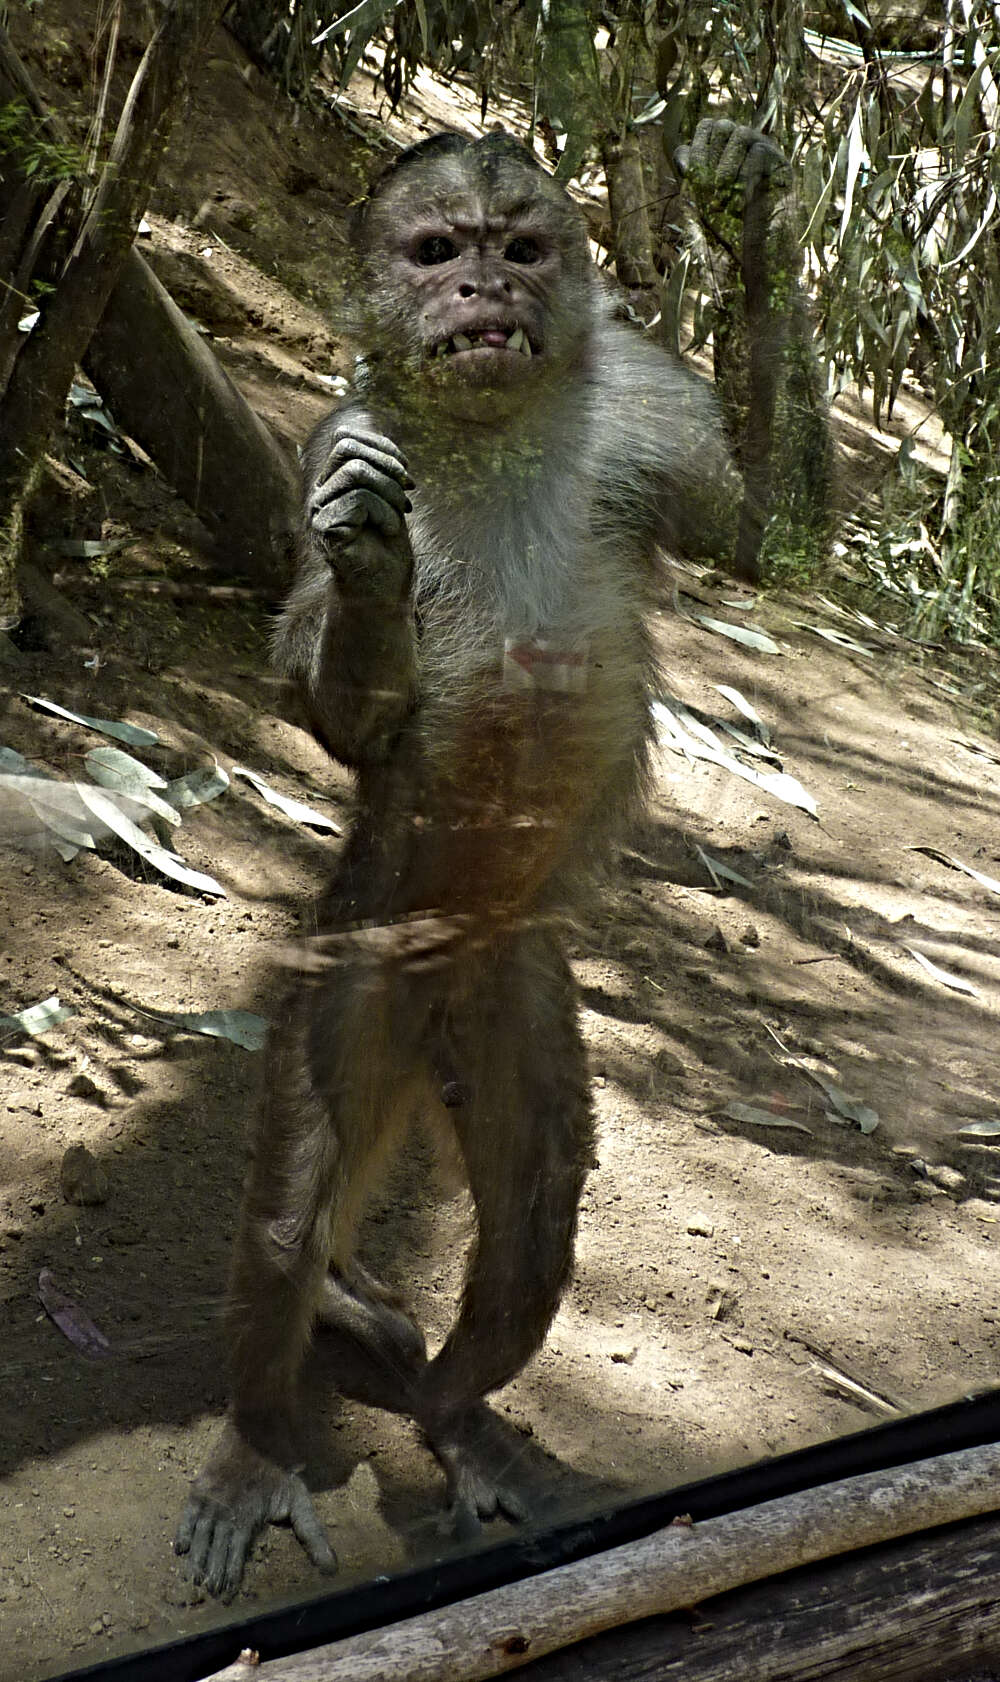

{"left": 2, "top": 13, "right": 1000, "bottom": 1682}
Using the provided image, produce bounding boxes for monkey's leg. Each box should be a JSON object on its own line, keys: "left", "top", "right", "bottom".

{"left": 176, "top": 980, "right": 416, "bottom": 1597}
{"left": 313, "top": 1258, "right": 428, "bottom": 1414}
{"left": 419, "top": 935, "right": 595, "bottom": 1535}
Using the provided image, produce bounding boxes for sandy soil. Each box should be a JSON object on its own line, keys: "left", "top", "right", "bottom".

{"left": 1, "top": 13, "right": 999, "bottom": 1681}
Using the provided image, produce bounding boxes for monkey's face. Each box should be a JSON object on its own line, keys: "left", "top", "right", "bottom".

{"left": 354, "top": 146, "right": 597, "bottom": 423}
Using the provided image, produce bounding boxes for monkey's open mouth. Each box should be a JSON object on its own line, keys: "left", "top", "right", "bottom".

{"left": 434, "top": 326, "right": 535, "bottom": 359}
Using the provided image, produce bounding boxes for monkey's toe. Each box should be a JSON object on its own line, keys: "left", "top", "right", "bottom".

{"left": 425, "top": 1405, "right": 532, "bottom": 1540}
{"left": 448, "top": 1460, "right": 530, "bottom": 1542}
{"left": 175, "top": 1494, "right": 252, "bottom": 1600}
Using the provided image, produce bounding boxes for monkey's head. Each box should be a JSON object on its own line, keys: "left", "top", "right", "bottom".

{"left": 348, "top": 132, "right": 599, "bottom": 423}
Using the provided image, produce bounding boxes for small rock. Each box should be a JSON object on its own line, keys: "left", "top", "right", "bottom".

{"left": 104, "top": 1220, "right": 142, "bottom": 1247}
{"left": 67, "top": 1073, "right": 102, "bottom": 1102}
{"left": 60, "top": 1145, "right": 108, "bottom": 1207}
{"left": 740, "top": 925, "right": 761, "bottom": 948}
{"left": 925, "top": 1163, "right": 965, "bottom": 1193}
{"left": 730, "top": 1335, "right": 754, "bottom": 1355}
{"left": 774, "top": 830, "right": 793, "bottom": 851}
{"left": 89, "top": 1620, "right": 104, "bottom": 1638}
{"left": 687, "top": 1215, "right": 715, "bottom": 1238}
{"left": 706, "top": 1283, "right": 736, "bottom": 1321}
{"left": 653, "top": 1047, "right": 685, "bottom": 1078}
{"left": 705, "top": 926, "right": 729, "bottom": 953}
{"left": 610, "top": 1347, "right": 638, "bottom": 1365}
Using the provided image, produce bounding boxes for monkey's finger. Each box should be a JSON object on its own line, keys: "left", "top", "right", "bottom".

{"left": 178, "top": 1501, "right": 222, "bottom": 1581}
{"left": 450, "top": 1491, "right": 484, "bottom": 1543}
{"left": 311, "top": 460, "right": 412, "bottom": 520}
{"left": 174, "top": 1498, "right": 197, "bottom": 1555}
{"left": 203, "top": 1517, "right": 251, "bottom": 1601}
{"left": 322, "top": 435, "right": 415, "bottom": 489}
{"left": 718, "top": 125, "right": 786, "bottom": 195}
{"left": 285, "top": 1479, "right": 338, "bottom": 1574}
{"left": 312, "top": 488, "right": 406, "bottom": 541}
{"left": 688, "top": 115, "right": 734, "bottom": 177}
{"left": 330, "top": 426, "right": 410, "bottom": 475}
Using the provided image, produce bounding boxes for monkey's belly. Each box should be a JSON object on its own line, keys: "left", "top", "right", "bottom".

{"left": 397, "top": 679, "right": 647, "bottom": 916}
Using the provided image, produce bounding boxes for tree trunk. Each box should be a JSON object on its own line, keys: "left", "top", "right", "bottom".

{"left": 85, "top": 250, "right": 299, "bottom": 588}
{"left": 601, "top": 131, "right": 657, "bottom": 291}
{"left": 0, "top": 1, "right": 228, "bottom": 622}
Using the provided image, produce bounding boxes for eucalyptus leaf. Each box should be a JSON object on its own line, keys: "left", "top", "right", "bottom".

{"left": 953, "top": 1121, "right": 1000, "bottom": 1142}
{"left": 85, "top": 748, "right": 180, "bottom": 828}
{"left": 694, "top": 844, "right": 754, "bottom": 891}
{"left": 166, "top": 763, "right": 230, "bottom": 810}
{"left": 905, "top": 846, "right": 1000, "bottom": 897}
{"left": 0, "top": 995, "right": 75, "bottom": 1038}
{"left": 654, "top": 700, "right": 817, "bottom": 817}
{"left": 723, "top": 1101, "right": 813, "bottom": 1135}
{"left": 234, "top": 766, "right": 341, "bottom": 832}
{"left": 23, "top": 696, "right": 158, "bottom": 747}
{"left": 796, "top": 624, "right": 875, "bottom": 657}
{"left": 692, "top": 615, "right": 782, "bottom": 655}
{"left": 151, "top": 1008, "right": 269, "bottom": 1051}
{"left": 809, "top": 1075, "right": 880, "bottom": 1134}
{"left": 75, "top": 785, "right": 225, "bottom": 896}
{"left": 904, "top": 946, "right": 979, "bottom": 996}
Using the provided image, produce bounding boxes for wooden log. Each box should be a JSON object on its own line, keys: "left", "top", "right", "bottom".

{"left": 197, "top": 1441, "right": 1000, "bottom": 1682}
{"left": 84, "top": 248, "right": 300, "bottom": 590}
{"left": 506, "top": 1511, "right": 1000, "bottom": 1681}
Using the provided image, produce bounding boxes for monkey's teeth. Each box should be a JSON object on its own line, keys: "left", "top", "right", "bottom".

{"left": 452, "top": 333, "right": 473, "bottom": 352}
{"left": 507, "top": 327, "right": 526, "bottom": 353}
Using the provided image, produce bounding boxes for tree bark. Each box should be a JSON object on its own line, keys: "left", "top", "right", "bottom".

{"left": 84, "top": 249, "right": 299, "bottom": 587}
{"left": 601, "top": 130, "right": 657, "bottom": 290}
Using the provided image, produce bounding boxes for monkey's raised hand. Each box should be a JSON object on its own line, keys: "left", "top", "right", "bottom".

{"left": 676, "top": 117, "right": 790, "bottom": 209}
{"left": 307, "top": 423, "right": 414, "bottom": 598}
{"left": 175, "top": 1423, "right": 336, "bottom": 1599}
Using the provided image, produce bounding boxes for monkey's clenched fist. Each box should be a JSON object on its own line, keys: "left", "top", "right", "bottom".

{"left": 307, "top": 424, "right": 414, "bottom": 599}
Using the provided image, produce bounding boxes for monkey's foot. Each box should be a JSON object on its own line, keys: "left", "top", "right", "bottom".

{"left": 175, "top": 1422, "right": 336, "bottom": 1599}
{"left": 425, "top": 1404, "right": 531, "bottom": 1541}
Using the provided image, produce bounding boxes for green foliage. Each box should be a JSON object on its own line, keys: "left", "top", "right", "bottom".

{"left": 0, "top": 99, "right": 83, "bottom": 182}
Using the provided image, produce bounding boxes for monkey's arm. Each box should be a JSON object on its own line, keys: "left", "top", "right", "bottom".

{"left": 594, "top": 324, "right": 741, "bottom": 565}
{"left": 676, "top": 119, "right": 830, "bottom": 580}
{"left": 273, "top": 411, "right": 419, "bottom": 765}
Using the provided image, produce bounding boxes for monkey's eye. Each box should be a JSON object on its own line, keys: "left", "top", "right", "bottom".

{"left": 415, "top": 235, "right": 459, "bottom": 265}
{"left": 504, "top": 237, "right": 541, "bottom": 264}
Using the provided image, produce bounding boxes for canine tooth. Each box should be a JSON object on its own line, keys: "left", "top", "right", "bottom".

{"left": 519, "top": 334, "right": 533, "bottom": 357}
{"left": 452, "top": 332, "right": 473, "bottom": 351}
{"left": 507, "top": 327, "right": 525, "bottom": 352}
